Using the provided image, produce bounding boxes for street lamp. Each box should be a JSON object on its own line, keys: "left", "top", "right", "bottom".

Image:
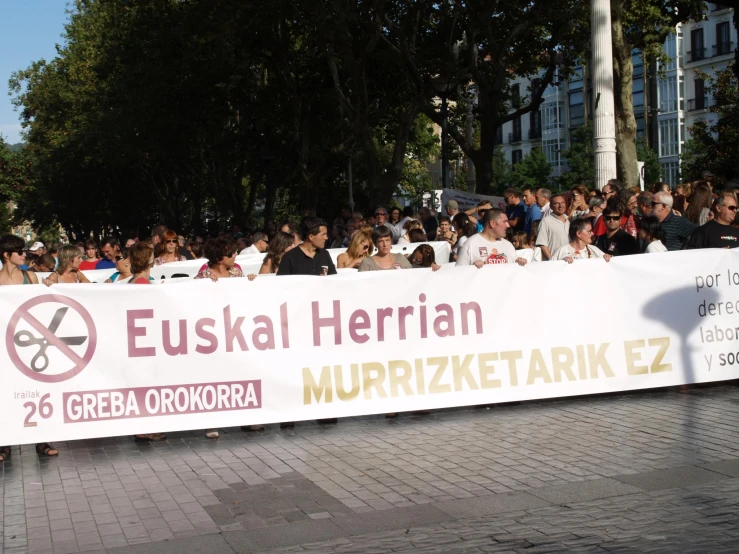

{"left": 432, "top": 76, "right": 459, "bottom": 189}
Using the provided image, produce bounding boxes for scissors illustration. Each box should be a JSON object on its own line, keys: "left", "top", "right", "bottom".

{"left": 13, "top": 307, "right": 87, "bottom": 372}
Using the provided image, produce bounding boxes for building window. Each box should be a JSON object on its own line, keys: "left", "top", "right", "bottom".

{"left": 658, "top": 75, "right": 678, "bottom": 113}
{"left": 661, "top": 161, "right": 679, "bottom": 186}
{"left": 715, "top": 22, "right": 732, "bottom": 56}
{"left": 632, "top": 76, "right": 644, "bottom": 108}
{"left": 511, "top": 150, "right": 523, "bottom": 165}
{"left": 662, "top": 34, "right": 677, "bottom": 71}
{"left": 495, "top": 126, "right": 503, "bottom": 145}
{"left": 636, "top": 114, "right": 645, "bottom": 139}
{"left": 541, "top": 101, "right": 561, "bottom": 130}
{"left": 659, "top": 118, "right": 679, "bottom": 157}
{"left": 568, "top": 90, "right": 584, "bottom": 127}
{"left": 690, "top": 28, "right": 705, "bottom": 62}
{"left": 542, "top": 139, "right": 560, "bottom": 166}
{"left": 511, "top": 84, "right": 521, "bottom": 108}
{"left": 510, "top": 117, "right": 522, "bottom": 142}
{"left": 529, "top": 111, "right": 541, "bottom": 139}
{"left": 689, "top": 79, "right": 706, "bottom": 111}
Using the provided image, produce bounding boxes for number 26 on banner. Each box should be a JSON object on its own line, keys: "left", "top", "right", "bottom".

{"left": 24, "top": 394, "right": 54, "bottom": 428}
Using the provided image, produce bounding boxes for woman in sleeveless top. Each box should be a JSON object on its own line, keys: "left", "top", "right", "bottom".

{"left": 43, "top": 245, "right": 91, "bottom": 285}
{"left": 0, "top": 235, "right": 58, "bottom": 459}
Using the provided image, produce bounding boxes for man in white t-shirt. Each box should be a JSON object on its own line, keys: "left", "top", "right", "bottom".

{"left": 240, "top": 232, "right": 269, "bottom": 256}
{"left": 456, "top": 209, "right": 527, "bottom": 268}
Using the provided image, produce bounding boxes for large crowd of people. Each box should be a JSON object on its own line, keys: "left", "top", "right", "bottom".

{"left": 0, "top": 174, "right": 737, "bottom": 458}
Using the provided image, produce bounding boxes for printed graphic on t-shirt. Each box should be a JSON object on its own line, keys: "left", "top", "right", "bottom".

{"left": 480, "top": 247, "right": 507, "bottom": 264}
{"left": 721, "top": 236, "right": 738, "bottom": 242}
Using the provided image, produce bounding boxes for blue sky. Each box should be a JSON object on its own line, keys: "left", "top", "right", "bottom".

{"left": 0, "top": 1, "right": 70, "bottom": 144}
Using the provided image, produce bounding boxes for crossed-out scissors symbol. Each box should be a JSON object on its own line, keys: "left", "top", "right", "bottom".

{"left": 13, "top": 307, "right": 87, "bottom": 372}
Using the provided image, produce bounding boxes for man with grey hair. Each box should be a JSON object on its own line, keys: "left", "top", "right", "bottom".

{"left": 240, "top": 232, "right": 269, "bottom": 255}
{"left": 686, "top": 191, "right": 739, "bottom": 249}
{"left": 587, "top": 195, "right": 607, "bottom": 228}
{"left": 536, "top": 188, "right": 552, "bottom": 218}
{"left": 374, "top": 206, "right": 402, "bottom": 243}
{"left": 652, "top": 191, "right": 696, "bottom": 251}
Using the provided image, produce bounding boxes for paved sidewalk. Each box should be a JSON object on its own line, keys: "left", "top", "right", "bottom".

{"left": 3, "top": 384, "right": 739, "bottom": 553}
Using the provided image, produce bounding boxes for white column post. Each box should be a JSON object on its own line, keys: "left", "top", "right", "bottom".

{"left": 591, "top": 0, "right": 617, "bottom": 190}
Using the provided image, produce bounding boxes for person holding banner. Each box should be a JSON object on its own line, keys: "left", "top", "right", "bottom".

{"left": 43, "top": 245, "right": 92, "bottom": 284}
{"left": 337, "top": 230, "right": 373, "bottom": 269}
{"left": 105, "top": 248, "right": 134, "bottom": 283}
{"left": 0, "top": 235, "right": 58, "bottom": 458}
{"left": 359, "top": 226, "right": 412, "bottom": 271}
{"left": 259, "top": 232, "right": 296, "bottom": 274}
{"left": 552, "top": 219, "right": 612, "bottom": 263}
{"left": 196, "top": 238, "right": 248, "bottom": 281}
{"left": 455, "top": 209, "right": 527, "bottom": 267}
{"left": 277, "top": 218, "right": 337, "bottom": 276}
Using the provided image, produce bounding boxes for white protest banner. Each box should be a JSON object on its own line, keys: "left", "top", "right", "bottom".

{"left": 437, "top": 189, "right": 506, "bottom": 213}
{"left": 1, "top": 249, "right": 735, "bottom": 445}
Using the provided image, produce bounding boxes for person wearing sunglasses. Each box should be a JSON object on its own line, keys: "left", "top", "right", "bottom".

{"left": 0, "top": 235, "right": 60, "bottom": 459}
{"left": 686, "top": 191, "right": 739, "bottom": 249}
{"left": 651, "top": 191, "right": 697, "bottom": 251}
{"left": 337, "top": 229, "right": 373, "bottom": 268}
{"left": 104, "top": 248, "right": 135, "bottom": 283}
{"left": 154, "top": 230, "right": 187, "bottom": 265}
{"left": 594, "top": 205, "right": 639, "bottom": 256}
{"left": 373, "top": 206, "right": 402, "bottom": 243}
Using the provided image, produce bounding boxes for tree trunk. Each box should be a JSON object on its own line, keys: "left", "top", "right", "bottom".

{"left": 473, "top": 92, "right": 496, "bottom": 194}
{"left": 611, "top": 0, "right": 639, "bottom": 189}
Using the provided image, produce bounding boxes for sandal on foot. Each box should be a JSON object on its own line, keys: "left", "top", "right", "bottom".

{"left": 0, "top": 446, "right": 11, "bottom": 461}
{"left": 385, "top": 413, "right": 398, "bottom": 418}
{"left": 35, "top": 443, "right": 59, "bottom": 457}
{"left": 240, "top": 425, "right": 265, "bottom": 432}
{"left": 134, "top": 433, "right": 167, "bottom": 442}
{"left": 205, "top": 429, "right": 219, "bottom": 439}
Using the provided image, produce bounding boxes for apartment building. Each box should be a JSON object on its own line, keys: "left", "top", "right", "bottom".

{"left": 497, "top": 2, "right": 735, "bottom": 187}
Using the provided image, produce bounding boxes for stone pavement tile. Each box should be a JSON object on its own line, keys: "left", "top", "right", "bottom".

{"left": 614, "top": 466, "right": 728, "bottom": 492}
{"left": 527, "top": 478, "right": 642, "bottom": 504}
{"left": 333, "top": 504, "right": 454, "bottom": 536}
{"left": 108, "top": 533, "right": 235, "bottom": 553}
{"left": 223, "top": 519, "right": 346, "bottom": 551}
{"left": 435, "top": 491, "right": 549, "bottom": 519}
{"left": 700, "top": 459, "right": 739, "bottom": 478}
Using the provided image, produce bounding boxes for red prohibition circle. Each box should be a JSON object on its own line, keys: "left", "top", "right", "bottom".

{"left": 6, "top": 294, "right": 97, "bottom": 383}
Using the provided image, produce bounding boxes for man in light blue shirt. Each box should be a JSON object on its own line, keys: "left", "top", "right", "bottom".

{"left": 522, "top": 186, "right": 542, "bottom": 238}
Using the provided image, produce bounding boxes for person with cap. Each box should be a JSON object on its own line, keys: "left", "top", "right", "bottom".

{"left": 29, "top": 241, "right": 45, "bottom": 255}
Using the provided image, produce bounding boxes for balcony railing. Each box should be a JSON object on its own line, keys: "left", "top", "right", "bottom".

{"left": 713, "top": 42, "right": 734, "bottom": 56}
{"left": 687, "top": 48, "right": 706, "bottom": 63}
{"left": 528, "top": 128, "right": 542, "bottom": 140}
{"left": 508, "top": 131, "right": 522, "bottom": 143}
{"left": 687, "top": 97, "right": 709, "bottom": 111}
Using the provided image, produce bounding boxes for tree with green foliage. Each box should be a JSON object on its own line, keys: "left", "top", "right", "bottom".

{"left": 377, "top": 0, "right": 588, "bottom": 195}
{"left": 509, "top": 150, "right": 551, "bottom": 190}
{"left": 680, "top": 69, "right": 739, "bottom": 183}
{"left": 559, "top": 123, "right": 595, "bottom": 189}
{"left": 608, "top": 0, "right": 704, "bottom": 188}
